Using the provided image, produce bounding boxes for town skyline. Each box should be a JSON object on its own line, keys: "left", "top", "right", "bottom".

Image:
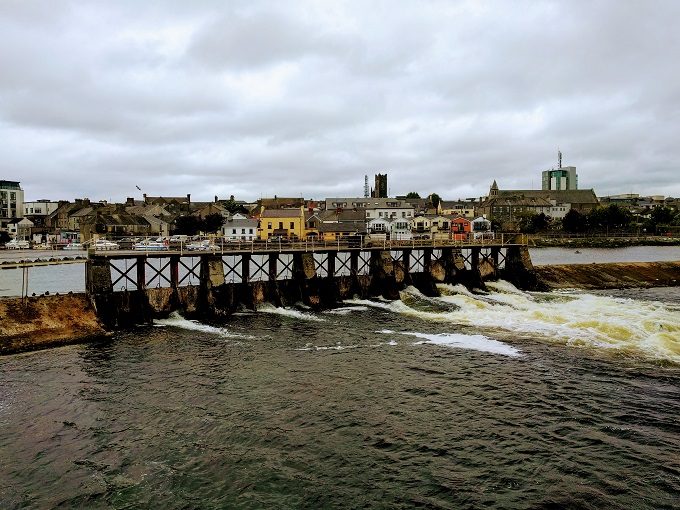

{"left": 3, "top": 1, "right": 680, "bottom": 200}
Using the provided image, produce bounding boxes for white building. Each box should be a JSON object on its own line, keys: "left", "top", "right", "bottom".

{"left": 23, "top": 199, "right": 59, "bottom": 217}
{"left": 324, "top": 197, "right": 415, "bottom": 221}
{"left": 222, "top": 215, "right": 258, "bottom": 241}
{"left": 367, "top": 218, "right": 413, "bottom": 240}
{"left": 0, "top": 180, "right": 24, "bottom": 231}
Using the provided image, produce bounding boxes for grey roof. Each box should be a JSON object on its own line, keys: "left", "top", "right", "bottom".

{"left": 496, "top": 189, "right": 599, "bottom": 205}
{"left": 318, "top": 209, "right": 366, "bottom": 222}
{"left": 224, "top": 218, "right": 258, "bottom": 228}
{"left": 260, "top": 208, "right": 303, "bottom": 218}
{"left": 317, "top": 221, "right": 366, "bottom": 233}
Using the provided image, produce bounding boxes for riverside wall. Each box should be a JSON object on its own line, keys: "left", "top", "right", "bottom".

{"left": 535, "top": 261, "right": 680, "bottom": 290}
{"left": 0, "top": 294, "right": 106, "bottom": 355}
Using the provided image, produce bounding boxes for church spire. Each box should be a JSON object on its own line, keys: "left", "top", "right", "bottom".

{"left": 490, "top": 180, "right": 499, "bottom": 197}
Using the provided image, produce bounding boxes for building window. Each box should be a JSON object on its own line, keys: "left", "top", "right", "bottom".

{"left": 290, "top": 222, "right": 294, "bottom": 229}
{"left": 267, "top": 222, "right": 272, "bottom": 229}
{"left": 249, "top": 229, "right": 253, "bottom": 234}
{"left": 241, "top": 229, "right": 246, "bottom": 234}
{"left": 232, "top": 229, "right": 237, "bottom": 234}
{"left": 279, "top": 222, "right": 283, "bottom": 229}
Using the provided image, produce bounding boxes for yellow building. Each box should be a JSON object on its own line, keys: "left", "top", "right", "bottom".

{"left": 258, "top": 207, "right": 307, "bottom": 240}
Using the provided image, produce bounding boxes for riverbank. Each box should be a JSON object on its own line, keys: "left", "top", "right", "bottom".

{"left": 534, "top": 261, "right": 680, "bottom": 290}
{"left": 528, "top": 235, "right": 680, "bottom": 248}
{"left": 0, "top": 294, "right": 106, "bottom": 355}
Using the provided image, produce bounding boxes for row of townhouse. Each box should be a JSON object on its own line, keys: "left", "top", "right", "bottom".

{"left": 248, "top": 202, "right": 494, "bottom": 242}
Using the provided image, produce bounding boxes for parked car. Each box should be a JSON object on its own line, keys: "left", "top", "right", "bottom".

{"left": 93, "top": 239, "right": 120, "bottom": 251}
{"left": 133, "top": 240, "right": 168, "bottom": 251}
{"left": 5, "top": 239, "right": 30, "bottom": 249}
{"left": 63, "top": 242, "right": 84, "bottom": 251}
{"left": 186, "top": 240, "right": 216, "bottom": 251}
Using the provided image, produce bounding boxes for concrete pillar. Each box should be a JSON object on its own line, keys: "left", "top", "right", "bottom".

{"left": 202, "top": 255, "right": 225, "bottom": 288}
{"left": 327, "top": 252, "right": 336, "bottom": 278}
{"left": 136, "top": 256, "right": 146, "bottom": 290}
{"left": 86, "top": 256, "right": 112, "bottom": 295}
{"left": 501, "top": 246, "right": 544, "bottom": 290}
{"left": 241, "top": 253, "right": 251, "bottom": 284}
{"left": 268, "top": 253, "right": 277, "bottom": 281}
{"left": 370, "top": 250, "right": 400, "bottom": 300}
{"left": 350, "top": 251, "right": 359, "bottom": 276}
{"left": 170, "top": 255, "right": 180, "bottom": 289}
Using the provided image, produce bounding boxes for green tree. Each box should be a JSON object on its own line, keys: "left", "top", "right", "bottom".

{"left": 517, "top": 212, "right": 550, "bottom": 233}
{"left": 562, "top": 209, "right": 588, "bottom": 233}
{"left": 405, "top": 192, "right": 421, "bottom": 199}
{"left": 429, "top": 193, "right": 441, "bottom": 208}
{"left": 587, "top": 204, "right": 632, "bottom": 232}
{"left": 202, "top": 213, "right": 225, "bottom": 233}
{"left": 0, "top": 231, "right": 10, "bottom": 245}
{"left": 643, "top": 206, "right": 677, "bottom": 233}
{"left": 173, "top": 215, "right": 202, "bottom": 235}
{"left": 223, "top": 195, "right": 248, "bottom": 215}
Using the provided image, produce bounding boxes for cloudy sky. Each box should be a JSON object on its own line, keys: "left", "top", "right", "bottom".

{"left": 2, "top": 0, "right": 679, "bottom": 202}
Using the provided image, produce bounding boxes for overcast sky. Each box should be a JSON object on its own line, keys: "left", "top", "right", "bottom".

{"left": 2, "top": 0, "right": 679, "bottom": 202}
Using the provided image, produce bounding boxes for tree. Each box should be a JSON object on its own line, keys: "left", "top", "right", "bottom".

{"left": 517, "top": 212, "right": 550, "bottom": 233}
{"left": 588, "top": 204, "right": 632, "bottom": 232}
{"left": 405, "top": 192, "right": 421, "bottom": 199}
{"left": 223, "top": 195, "right": 248, "bottom": 215}
{"left": 0, "top": 231, "right": 10, "bottom": 245}
{"left": 429, "top": 193, "right": 441, "bottom": 208}
{"left": 643, "top": 206, "right": 677, "bottom": 233}
{"left": 173, "top": 215, "right": 202, "bottom": 235}
{"left": 202, "top": 213, "right": 225, "bottom": 233}
{"left": 562, "top": 209, "right": 588, "bottom": 233}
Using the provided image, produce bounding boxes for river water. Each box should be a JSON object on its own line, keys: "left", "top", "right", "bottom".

{"left": 1, "top": 281, "right": 679, "bottom": 509}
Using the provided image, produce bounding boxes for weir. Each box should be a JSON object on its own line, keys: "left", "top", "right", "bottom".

{"left": 85, "top": 240, "right": 536, "bottom": 327}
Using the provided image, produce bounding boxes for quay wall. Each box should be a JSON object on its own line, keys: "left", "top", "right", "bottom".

{"left": 535, "top": 261, "right": 680, "bottom": 290}
{"left": 0, "top": 294, "right": 106, "bottom": 355}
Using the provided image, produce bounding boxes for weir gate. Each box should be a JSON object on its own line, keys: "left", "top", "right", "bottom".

{"left": 86, "top": 238, "right": 536, "bottom": 327}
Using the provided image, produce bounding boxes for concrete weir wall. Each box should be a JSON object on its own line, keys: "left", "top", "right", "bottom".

{"left": 87, "top": 246, "right": 529, "bottom": 328}
{"left": 535, "top": 261, "right": 680, "bottom": 290}
{"left": 0, "top": 294, "right": 106, "bottom": 355}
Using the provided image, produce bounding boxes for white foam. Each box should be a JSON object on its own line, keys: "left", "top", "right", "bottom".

{"left": 324, "top": 305, "right": 370, "bottom": 315}
{"left": 382, "top": 330, "right": 521, "bottom": 357}
{"left": 257, "top": 304, "right": 325, "bottom": 322}
{"left": 154, "top": 312, "right": 252, "bottom": 339}
{"left": 378, "top": 280, "right": 680, "bottom": 363}
{"left": 294, "top": 342, "right": 358, "bottom": 351}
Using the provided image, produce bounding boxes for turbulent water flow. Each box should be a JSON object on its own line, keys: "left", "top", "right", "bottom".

{"left": 1, "top": 286, "right": 679, "bottom": 508}
{"left": 346, "top": 281, "right": 680, "bottom": 364}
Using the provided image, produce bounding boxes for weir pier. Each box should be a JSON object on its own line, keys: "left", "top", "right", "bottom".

{"left": 85, "top": 238, "right": 537, "bottom": 328}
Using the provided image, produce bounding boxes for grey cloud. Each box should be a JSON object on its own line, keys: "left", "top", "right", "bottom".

{"left": 1, "top": 0, "right": 679, "bottom": 202}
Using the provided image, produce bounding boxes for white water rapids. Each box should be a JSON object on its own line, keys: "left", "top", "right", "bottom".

{"left": 347, "top": 282, "right": 680, "bottom": 363}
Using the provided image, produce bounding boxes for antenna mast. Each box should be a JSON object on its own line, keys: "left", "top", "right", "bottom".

{"left": 558, "top": 149, "right": 562, "bottom": 169}
{"left": 364, "top": 175, "right": 369, "bottom": 198}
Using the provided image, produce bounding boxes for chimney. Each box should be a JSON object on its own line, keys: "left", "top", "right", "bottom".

{"left": 126, "top": 197, "right": 135, "bottom": 206}
{"left": 186, "top": 193, "right": 191, "bottom": 203}
{"left": 215, "top": 195, "right": 218, "bottom": 203}
{"left": 143, "top": 193, "right": 147, "bottom": 204}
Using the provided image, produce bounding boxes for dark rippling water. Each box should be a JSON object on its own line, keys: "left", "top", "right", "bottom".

{"left": 1, "top": 285, "right": 679, "bottom": 509}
